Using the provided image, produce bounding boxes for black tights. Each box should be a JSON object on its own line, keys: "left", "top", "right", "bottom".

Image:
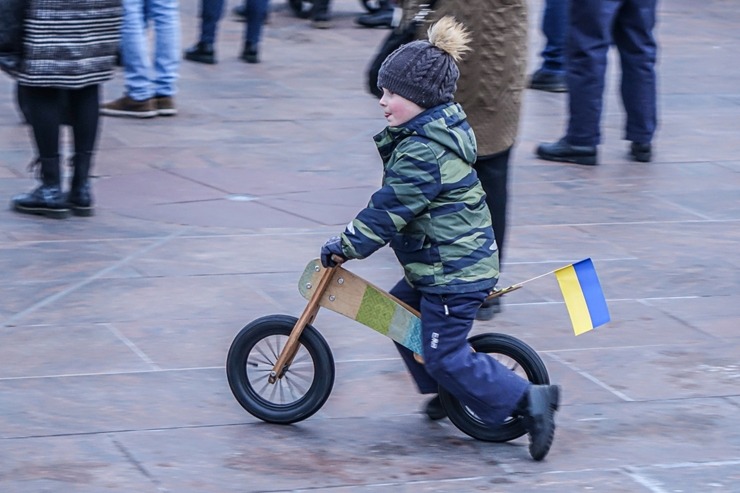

{"left": 473, "top": 147, "right": 511, "bottom": 265}
{"left": 19, "top": 84, "right": 100, "bottom": 160}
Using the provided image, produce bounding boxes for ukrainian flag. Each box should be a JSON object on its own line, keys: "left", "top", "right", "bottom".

{"left": 554, "top": 258, "right": 610, "bottom": 335}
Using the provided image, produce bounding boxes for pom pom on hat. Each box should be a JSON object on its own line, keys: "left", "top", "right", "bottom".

{"left": 377, "top": 17, "right": 471, "bottom": 108}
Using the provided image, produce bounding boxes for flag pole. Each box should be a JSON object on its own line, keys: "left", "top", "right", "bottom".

{"left": 487, "top": 268, "right": 560, "bottom": 298}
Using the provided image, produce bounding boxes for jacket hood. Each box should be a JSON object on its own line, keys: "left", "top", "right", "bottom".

{"left": 377, "top": 102, "right": 478, "bottom": 164}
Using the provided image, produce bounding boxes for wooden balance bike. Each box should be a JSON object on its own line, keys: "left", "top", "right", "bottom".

{"left": 226, "top": 258, "right": 550, "bottom": 443}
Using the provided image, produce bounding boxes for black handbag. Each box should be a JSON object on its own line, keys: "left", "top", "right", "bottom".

{"left": 366, "top": 2, "right": 438, "bottom": 98}
{"left": 0, "top": 0, "right": 27, "bottom": 75}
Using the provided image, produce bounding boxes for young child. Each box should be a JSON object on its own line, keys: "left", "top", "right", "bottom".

{"left": 320, "top": 17, "right": 560, "bottom": 461}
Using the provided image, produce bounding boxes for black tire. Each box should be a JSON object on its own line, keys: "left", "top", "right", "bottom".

{"left": 226, "top": 314, "right": 335, "bottom": 424}
{"left": 438, "top": 333, "right": 550, "bottom": 442}
{"left": 289, "top": 0, "right": 314, "bottom": 18}
{"left": 360, "top": 0, "right": 383, "bottom": 13}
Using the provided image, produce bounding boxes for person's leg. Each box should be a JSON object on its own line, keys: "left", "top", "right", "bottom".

{"left": 473, "top": 149, "right": 510, "bottom": 264}
{"left": 121, "top": 0, "right": 153, "bottom": 101}
{"left": 419, "top": 291, "right": 530, "bottom": 425}
{"left": 530, "top": 0, "right": 570, "bottom": 92}
{"left": 66, "top": 85, "right": 100, "bottom": 216}
{"left": 540, "top": 0, "right": 569, "bottom": 74}
{"left": 149, "top": 0, "right": 180, "bottom": 99}
{"left": 241, "top": 0, "right": 269, "bottom": 63}
{"left": 11, "top": 86, "right": 70, "bottom": 218}
{"left": 388, "top": 279, "right": 438, "bottom": 395}
{"left": 185, "top": 0, "right": 224, "bottom": 64}
{"left": 565, "top": 0, "right": 620, "bottom": 147}
{"left": 536, "top": 0, "right": 619, "bottom": 165}
{"left": 201, "top": 0, "right": 225, "bottom": 44}
{"left": 102, "top": 0, "right": 158, "bottom": 117}
{"left": 613, "top": 0, "right": 657, "bottom": 161}
{"left": 472, "top": 149, "right": 509, "bottom": 321}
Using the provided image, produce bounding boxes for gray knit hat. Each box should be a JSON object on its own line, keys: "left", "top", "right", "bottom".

{"left": 377, "top": 17, "right": 471, "bottom": 108}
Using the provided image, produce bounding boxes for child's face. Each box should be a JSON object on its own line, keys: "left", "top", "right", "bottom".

{"left": 379, "top": 89, "right": 425, "bottom": 126}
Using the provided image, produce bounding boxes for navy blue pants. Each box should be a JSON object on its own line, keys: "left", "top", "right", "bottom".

{"left": 199, "top": 0, "right": 269, "bottom": 47}
{"left": 566, "top": 0, "right": 657, "bottom": 146}
{"left": 540, "top": 0, "right": 569, "bottom": 75}
{"left": 199, "top": 0, "right": 224, "bottom": 44}
{"left": 389, "top": 279, "right": 530, "bottom": 425}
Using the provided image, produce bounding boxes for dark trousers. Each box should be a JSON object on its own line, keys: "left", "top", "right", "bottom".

{"left": 474, "top": 148, "right": 510, "bottom": 265}
{"left": 566, "top": 0, "right": 657, "bottom": 146}
{"left": 389, "top": 279, "right": 530, "bottom": 425}
{"left": 244, "top": 0, "right": 269, "bottom": 46}
{"left": 199, "top": 0, "right": 225, "bottom": 44}
{"left": 540, "top": 0, "right": 569, "bottom": 74}
{"left": 198, "top": 0, "right": 268, "bottom": 47}
{"left": 20, "top": 85, "right": 100, "bottom": 160}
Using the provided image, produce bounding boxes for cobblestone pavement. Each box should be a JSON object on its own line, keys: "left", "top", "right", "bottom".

{"left": 1, "top": 0, "right": 739, "bottom": 491}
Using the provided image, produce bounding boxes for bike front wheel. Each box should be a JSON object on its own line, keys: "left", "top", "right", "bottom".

{"left": 438, "top": 333, "right": 550, "bottom": 442}
{"left": 226, "top": 314, "right": 335, "bottom": 424}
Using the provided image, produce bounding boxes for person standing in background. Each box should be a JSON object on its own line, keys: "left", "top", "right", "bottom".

{"left": 101, "top": 0, "right": 181, "bottom": 118}
{"left": 10, "top": 0, "right": 122, "bottom": 219}
{"left": 528, "top": 0, "right": 568, "bottom": 93}
{"left": 535, "top": 0, "right": 658, "bottom": 165}
{"left": 399, "top": 0, "right": 529, "bottom": 321}
{"left": 184, "top": 0, "right": 270, "bottom": 64}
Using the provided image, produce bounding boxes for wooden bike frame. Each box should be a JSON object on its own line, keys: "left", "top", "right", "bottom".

{"left": 268, "top": 260, "right": 339, "bottom": 384}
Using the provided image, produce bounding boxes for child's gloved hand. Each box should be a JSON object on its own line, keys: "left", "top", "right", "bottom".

{"left": 320, "top": 236, "right": 347, "bottom": 268}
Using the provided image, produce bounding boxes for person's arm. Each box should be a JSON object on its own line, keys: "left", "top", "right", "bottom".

{"left": 341, "top": 138, "right": 441, "bottom": 259}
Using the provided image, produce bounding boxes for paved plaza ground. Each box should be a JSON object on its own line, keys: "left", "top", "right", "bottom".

{"left": 1, "top": 0, "right": 739, "bottom": 491}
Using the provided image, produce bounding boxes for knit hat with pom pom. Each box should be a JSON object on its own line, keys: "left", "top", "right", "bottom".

{"left": 377, "top": 16, "right": 471, "bottom": 108}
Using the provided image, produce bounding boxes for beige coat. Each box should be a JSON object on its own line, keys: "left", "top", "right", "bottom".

{"left": 401, "top": 1, "right": 528, "bottom": 156}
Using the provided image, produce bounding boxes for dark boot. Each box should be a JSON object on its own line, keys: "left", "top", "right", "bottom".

{"left": 68, "top": 152, "right": 94, "bottom": 216}
{"left": 423, "top": 395, "right": 447, "bottom": 421}
{"left": 312, "top": 0, "right": 331, "bottom": 28}
{"left": 11, "top": 157, "right": 70, "bottom": 219}
{"left": 184, "top": 41, "right": 216, "bottom": 64}
{"left": 356, "top": 0, "right": 394, "bottom": 28}
{"left": 240, "top": 42, "right": 259, "bottom": 63}
{"left": 518, "top": 385, "right": 561, "bottom": 461}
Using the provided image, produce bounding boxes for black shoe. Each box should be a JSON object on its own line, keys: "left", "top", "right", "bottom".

{"left": 356, "top": 8, "right": 394, "bottom": 28}
{"left": 67, "top": 183, "right": 94, "bottom": 217}
{"left": 521, "top": 385, "right": 560, "bottom": 461}
{"left": 536, "top": 138, "right": 598, "bottom": 166}
{"left": 630, "top": 142, "right": 652, "bottom": 163}
{"left": 11, "top": 185, "right": 71, "bottom": 219}
{"left": 184, "top": 42, "right": 216, "bottom": 64}
{"left": 529, "top": 69, "right": 567, "bottom": 93}
{"left": 476, "top": 296, "right": 502, "bottom": 321}
{"left": 424, "top": 395, "right": 447, "bottom": 421}
{"left": 240, "top": 43, "right": 259, "bottom": 64}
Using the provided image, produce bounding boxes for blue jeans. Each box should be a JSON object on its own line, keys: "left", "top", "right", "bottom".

{"left": 566, "top": 0, "right": 657, "bottom": 146}
{"left": 245, "top": 0, "right": 269, "bottom": 47}
{"left": 389, "top": 279, "right": 530, "bottom": 425}
{"left": 540, "top": 0, "right": 569, "bottom": 74}
{"left": 121, "top": 0, "right": 181, "bottom": 101}
{"left": 199, "top": 0, "right": 225, "bottom": 45}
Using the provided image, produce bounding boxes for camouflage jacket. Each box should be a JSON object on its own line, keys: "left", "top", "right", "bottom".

{"left": 340, "top": 102, "right": 499, "bottom": 294}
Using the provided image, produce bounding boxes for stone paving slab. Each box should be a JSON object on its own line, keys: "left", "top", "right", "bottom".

{"left": 1, "top": 0, "right": 739, "bottom": 491}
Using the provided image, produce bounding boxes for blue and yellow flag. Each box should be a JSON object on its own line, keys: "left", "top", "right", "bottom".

{"left": 554, "top": 258, "right": 610, "bottom": 335}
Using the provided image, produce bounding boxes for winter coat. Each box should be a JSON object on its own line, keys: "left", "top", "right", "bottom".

{"left": 340, "top": 102, "right": 499, "bottom": 294}
{"left": 16, "top": 0, "right": 123, "bottom": 89}
{"left": 401, "top": 0, "right": 528, "bottom": 156}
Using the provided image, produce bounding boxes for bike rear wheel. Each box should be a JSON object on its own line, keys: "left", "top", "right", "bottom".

{"left": 438, "top": 333, "right": 550, "bottom": 442}
{"left": 226, "top": 314, "right": 335, "bottom": 424}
